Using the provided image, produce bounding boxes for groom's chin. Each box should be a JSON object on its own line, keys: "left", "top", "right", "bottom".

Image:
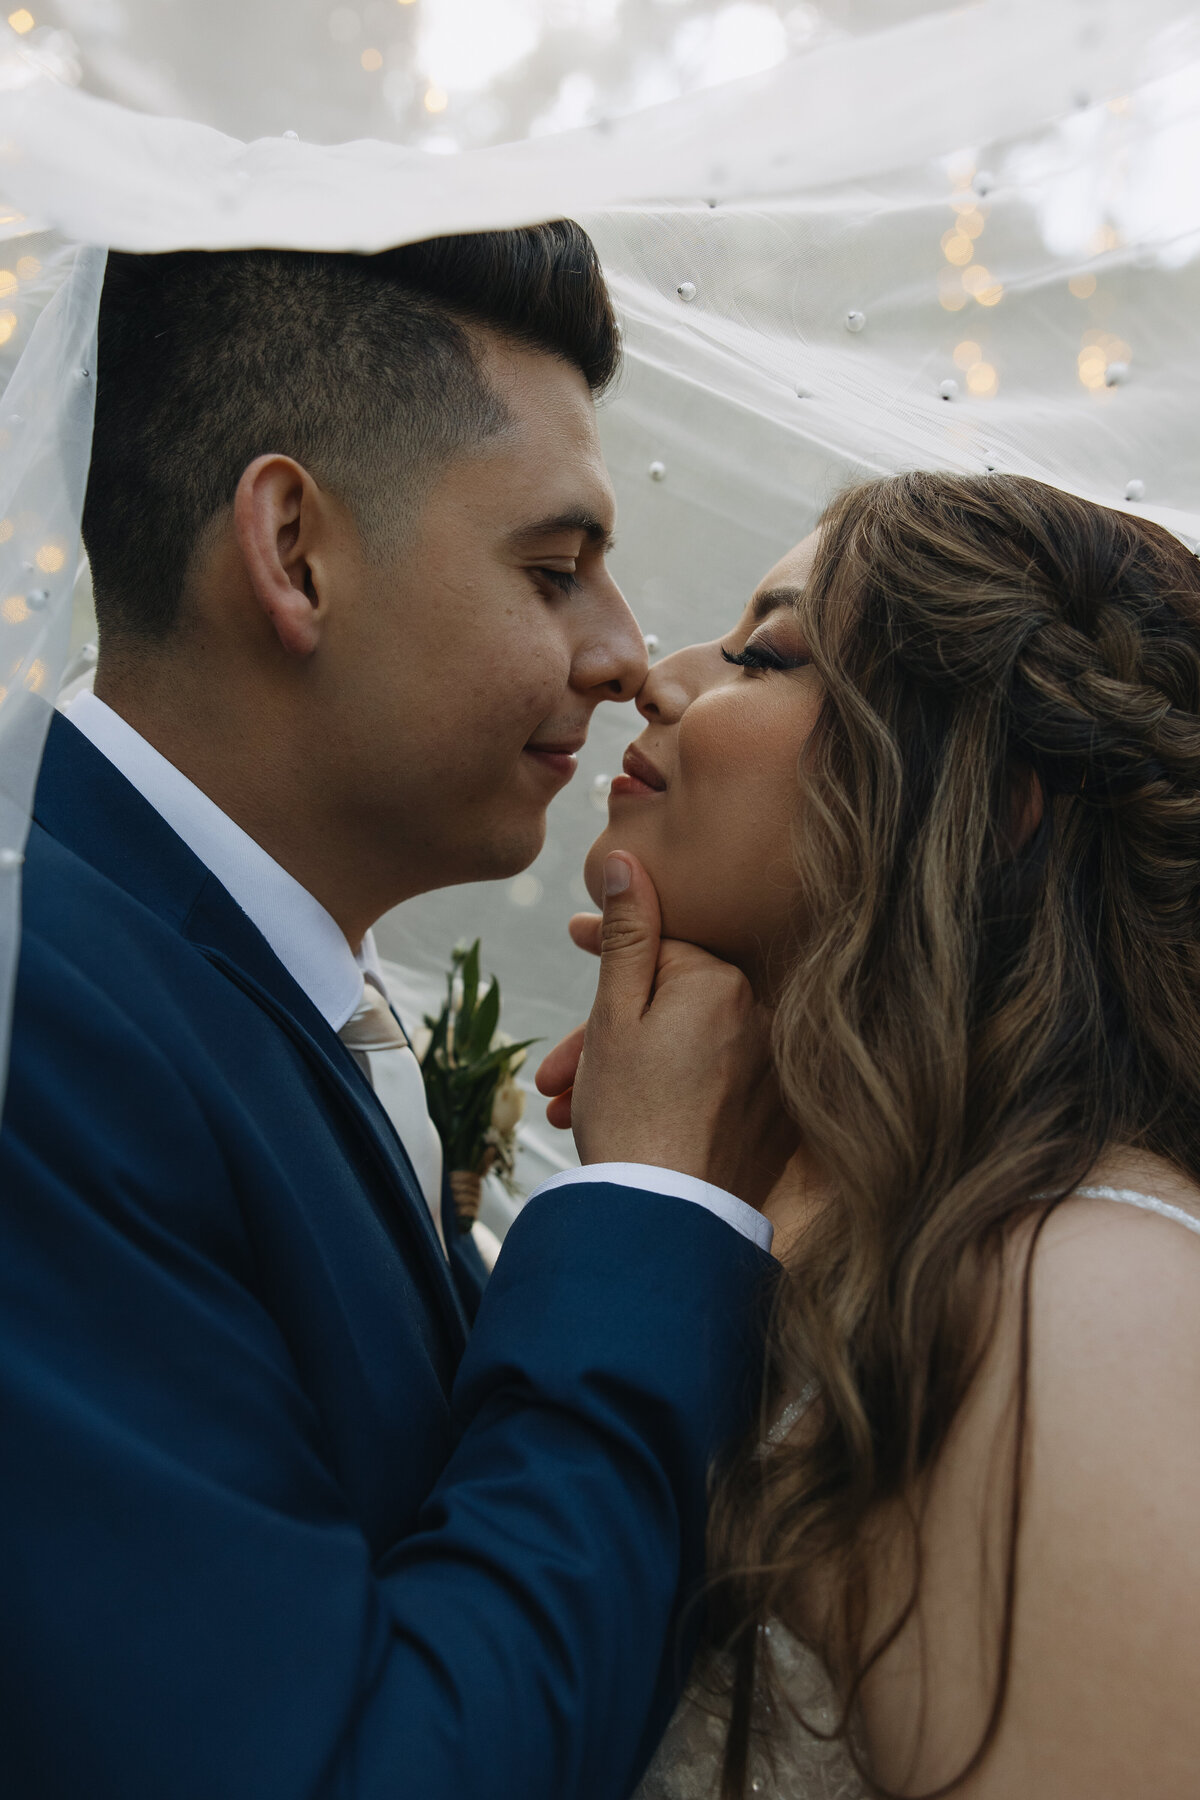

{"left": 474, "top": 814, "right": 549, "bottom": 886}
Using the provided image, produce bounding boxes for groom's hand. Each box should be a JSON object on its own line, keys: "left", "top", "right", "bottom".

{"left": 535, "top": 851, "right": 786, "bottom": 1208}
{"left": 532, "top": 917, "right": 600, "bottom": 1128}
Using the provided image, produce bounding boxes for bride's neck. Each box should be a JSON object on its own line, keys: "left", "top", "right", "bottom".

{"left": 762, "top": 1147, "right": 833, "bottom": 1261}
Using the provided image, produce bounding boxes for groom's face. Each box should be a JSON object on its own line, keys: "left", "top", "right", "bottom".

{"left": 320, "top": 335, "right": 645, "bottom": 896}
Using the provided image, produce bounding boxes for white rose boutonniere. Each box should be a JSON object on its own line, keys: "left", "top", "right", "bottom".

{"left": 418, "top": 941, "right": 538, "bottom": 1233}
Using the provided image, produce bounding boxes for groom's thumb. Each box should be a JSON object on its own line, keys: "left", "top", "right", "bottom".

{"left": 592, "top": 852, "right": 662, "bottom": 1031}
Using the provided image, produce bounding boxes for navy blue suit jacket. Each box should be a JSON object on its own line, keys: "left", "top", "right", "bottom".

{"left": 0, "top": 713, "right": 774, "bottom": 1800}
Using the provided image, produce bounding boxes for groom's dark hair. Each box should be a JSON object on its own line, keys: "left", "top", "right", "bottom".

{"left": 82, "top": 223, "right": 620, "bottom": 644}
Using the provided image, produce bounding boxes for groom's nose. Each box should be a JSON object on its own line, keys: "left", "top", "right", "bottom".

{"left": 572, "top": 575, "right": 649, "bottom": 704}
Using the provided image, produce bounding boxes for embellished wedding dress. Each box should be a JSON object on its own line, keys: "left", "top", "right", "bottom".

{"left": 635, "top": 1186, "right": 1200, "bottom": 1800}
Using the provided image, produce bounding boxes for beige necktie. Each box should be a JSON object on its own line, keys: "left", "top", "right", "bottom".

{"left": 338, "top": 981, "right": 411, "bottom": 1066}
{"left": 338, "top": 981, "right": 447, "bottom": 1257}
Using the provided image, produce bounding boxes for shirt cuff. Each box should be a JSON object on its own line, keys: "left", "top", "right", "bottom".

{"left": 527, "top": 1162, "right": 774, "bottom": 1254}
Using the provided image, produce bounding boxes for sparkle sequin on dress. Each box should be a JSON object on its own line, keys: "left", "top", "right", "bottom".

{"left": 635, "top": 1186, "right": 1200, "bottom": 1800}
{"left": 634, "top": 1624, "right": 869, "bottom": 1800}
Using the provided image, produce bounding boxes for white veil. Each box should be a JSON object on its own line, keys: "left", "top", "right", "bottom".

{"left": 0, "top": 235, "right": 101, "bottom": 1097}
{"left": 2, "top": 0, "right": 1199, "bottom": 1191}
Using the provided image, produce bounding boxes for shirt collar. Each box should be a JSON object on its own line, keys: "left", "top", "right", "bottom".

{"left": 64, "top": 691, "right": 374, "bottom": 1033}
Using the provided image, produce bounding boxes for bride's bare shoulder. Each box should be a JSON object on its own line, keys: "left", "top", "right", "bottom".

{"left": 1023, "top": 1149, "right": 1200, "bottom": 1415}
{"left": 859, "top": 1159, "right": 1200, "bottom": 1797}
{"left": 1029, "top": 1148, "right": 1200, "bottom": 1340}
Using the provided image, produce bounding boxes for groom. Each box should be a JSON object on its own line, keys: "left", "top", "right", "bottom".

{"left": 0, "top": 226, "right": 778, "bottom": 1799}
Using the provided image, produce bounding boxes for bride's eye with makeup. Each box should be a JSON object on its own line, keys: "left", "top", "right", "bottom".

{"left": 721, "top": 636, "right": 810, "bottom": 674}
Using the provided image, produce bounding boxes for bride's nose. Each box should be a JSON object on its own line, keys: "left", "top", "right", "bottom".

{"left": 634, "top": 641, "right": 708, "bottom": 724}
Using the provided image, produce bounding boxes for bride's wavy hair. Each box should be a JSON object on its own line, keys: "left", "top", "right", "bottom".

{"left": 706, "top": 470, "right": 1200, "bottom": 1797}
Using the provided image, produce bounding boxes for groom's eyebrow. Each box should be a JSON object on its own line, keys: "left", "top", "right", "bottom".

{"left": 508, "top": 509, "right": 616, "bottom": 552}
{"left": 750, "top": 585, "right": 804, "bottom": 622}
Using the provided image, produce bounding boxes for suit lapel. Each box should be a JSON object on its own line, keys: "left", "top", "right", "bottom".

{"left": 189, "top": 906, "right": 468, "bottom": 1352}
{"left": 34, "top": 712, "right": 468, "bottom": 1351}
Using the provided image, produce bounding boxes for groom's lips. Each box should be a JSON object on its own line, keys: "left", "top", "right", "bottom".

{"left": 523, "top": 735, "right": 586, "bottom": 781}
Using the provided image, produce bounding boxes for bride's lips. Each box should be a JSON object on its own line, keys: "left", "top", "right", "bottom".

{"left": 522, "top": 736, "right": 585, "bottom": 781}
{"left": 610, "top": 744, "right": 667, "bottom": 799}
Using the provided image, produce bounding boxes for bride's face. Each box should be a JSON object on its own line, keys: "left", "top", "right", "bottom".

{"left": 585, "top": 531, "right": 825, "bottom": 984}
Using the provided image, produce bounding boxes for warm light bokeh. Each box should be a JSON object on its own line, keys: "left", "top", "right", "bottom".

{"left": 1077, "top": 328, "right": 1132, "bottom": 390}
{"left": 966, "top": 361, "right": 999, "bottom": 397}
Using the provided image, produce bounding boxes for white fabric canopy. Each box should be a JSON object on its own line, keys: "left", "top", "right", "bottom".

{"left": 2, "top": 0, "right": 1199, "bottom": 1186}
{"left": 0, "top": 2, "right": 1184, "bottom": 248}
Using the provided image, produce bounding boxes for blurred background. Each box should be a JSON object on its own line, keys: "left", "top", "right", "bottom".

{"left": 21, "top": 0, "right": 958, "bottom": 148}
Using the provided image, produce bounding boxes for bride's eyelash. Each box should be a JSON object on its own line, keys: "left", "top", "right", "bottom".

{"left": 721, "top": 641, "right": 808, "bottom": 673}
{"left": 535, "top": 568, "right": 581, "bottom": 596}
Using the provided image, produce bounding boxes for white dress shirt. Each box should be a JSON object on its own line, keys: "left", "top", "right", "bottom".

{"left": 64, "top": 692, "right": 772, "bottom": 1259}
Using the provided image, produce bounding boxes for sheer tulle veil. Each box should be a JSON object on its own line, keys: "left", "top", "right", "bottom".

{"left": 1, "top": 0, "right": 1199, "bottom": 1112}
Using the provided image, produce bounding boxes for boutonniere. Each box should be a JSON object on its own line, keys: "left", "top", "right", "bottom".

{"left": 417, "top": 940, "right": 538, "bottom": 1234}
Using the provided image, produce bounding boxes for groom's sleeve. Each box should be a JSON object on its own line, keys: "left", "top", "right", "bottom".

{"left": 385, "top": 1179, "right": 772, "bottom": 1798}
{"left": 0, "top": 933, "right": 775, "bottom": 1800}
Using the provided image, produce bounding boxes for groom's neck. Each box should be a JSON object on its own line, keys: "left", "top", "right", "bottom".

{"left": 93, "top": 653, "right": 391, "bottom": 950}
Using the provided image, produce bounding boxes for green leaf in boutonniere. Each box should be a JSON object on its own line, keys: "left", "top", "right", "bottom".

{"left": 418, "top": 940, "right": 539, "bottom": 1232}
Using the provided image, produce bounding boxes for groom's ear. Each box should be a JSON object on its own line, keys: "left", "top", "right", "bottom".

{"left": 233, "top": 454, "right": 334, "bottom": 659}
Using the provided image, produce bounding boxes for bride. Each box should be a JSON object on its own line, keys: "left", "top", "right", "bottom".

{"left": 564, "top": 470, "right": 1200, "bottom": 1798}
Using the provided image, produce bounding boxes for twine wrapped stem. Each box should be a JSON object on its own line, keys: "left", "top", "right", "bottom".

{"left": 450, "top": 1147, "right": 497, "bottom": 1232}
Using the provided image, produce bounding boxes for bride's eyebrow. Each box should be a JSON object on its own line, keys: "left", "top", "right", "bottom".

{"left": 749, "top": 584, "right": 804, "bottom": 623}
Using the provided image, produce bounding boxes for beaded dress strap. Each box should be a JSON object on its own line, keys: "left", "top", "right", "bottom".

{"left": 766, "top": 1379, "right": 819, "bottom": 1446}
{"left": 1073, "top": 1185, "right": 1200, "bottom": 1238}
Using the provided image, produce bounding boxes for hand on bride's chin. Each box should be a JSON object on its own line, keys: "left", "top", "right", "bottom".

{"left": 567, "top": 844, "right": 804, "bottom": 1209}
{"left": 551, "top": 851, "right": 800, "bottom": 1207}
{"left": 583, "top": 836, "right": 689, "bottom": 949}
